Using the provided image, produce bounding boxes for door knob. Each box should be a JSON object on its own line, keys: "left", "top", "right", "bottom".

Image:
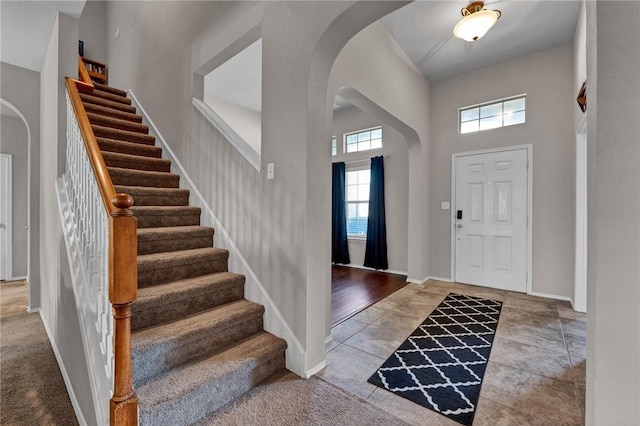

{"left": 456, "top": 223, "right": 462, "bottom": 228}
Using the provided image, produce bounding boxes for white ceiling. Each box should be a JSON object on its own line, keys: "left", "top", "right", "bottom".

{"left": 1, "top": 1, "right": 581, "bottom": 113}
{"left": 381, "top": 0, "right": 581, "bottom": 82}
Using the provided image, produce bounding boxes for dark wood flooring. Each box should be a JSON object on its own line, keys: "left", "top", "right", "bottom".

{"left": 331, "top": 265, "right": 408, "bottom": 326}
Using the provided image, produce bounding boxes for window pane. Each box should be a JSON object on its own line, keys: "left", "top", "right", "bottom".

{"left": 331, "top": 137, "right": 337, "bottom": 156}
{"left": 347, "top": 203, "right": 357, "bottom": 218}
{"left": 358, "top": 170, "right": 370, "bottom": 184}
{"left": 346, "top": 171, "right": 357, "bottom": 185}
{"left": 347, "top": 185, "right": 358, "bottom": 201}
{"left": 357, "top": 202, "right": 369, "bottom": 218}
{"left": 370, "top": 128, "right": 382, "bottom": 139}
{"left": 480, "top": 115, "right": 502, "bottom": 130}
{"left": 504, "top": 110, "right": 525, "bottom": 126}
{"left": 370, "top": 138, "right": 382, "bottom": 149}
{"left": 358, "top": 140, "right": 370, "bottom": 152}
{"left": 346, "top": 134, "right": 357, "bottom": 144}
{"left": 480, "top": 103, "right": 502, "bottom": 118}
{"left": 460, "top": 120, "right": 479, "bottom": 134}
{"left": 358, "top": 131, "right": 370, "bottom": 142}
{"left": 460, "top": 108, "right": 479, "bottom": 122}
{"left": 357, "top": 185, "right": 369, "bottom": 201}
{"left": 503, "top": 98, "right": 525, "bottom": 114}
{"left": 346, "top": 143, "right": 357, "bottom": 153}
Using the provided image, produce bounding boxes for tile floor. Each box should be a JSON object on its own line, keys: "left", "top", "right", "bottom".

{"left": 319, "top": 280, "right": 586, "bottom": 425}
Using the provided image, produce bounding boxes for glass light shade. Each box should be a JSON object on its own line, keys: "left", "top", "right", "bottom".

{"left": 453, "top": 10, "right": 500, "bottom": 42}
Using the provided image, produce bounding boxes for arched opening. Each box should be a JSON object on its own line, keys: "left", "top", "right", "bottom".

{"left": 0, "top": 99, "right": 33, "bottom": 308}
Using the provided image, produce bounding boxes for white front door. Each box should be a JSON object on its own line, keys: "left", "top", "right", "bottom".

{"left": 454, "top": 148, "right": 529, "bottom": 292}
{"left": 0, "top": 154, "right": 11, "bottom": 281}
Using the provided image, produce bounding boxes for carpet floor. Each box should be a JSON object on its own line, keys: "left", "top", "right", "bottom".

{"left": 0, "top": 280, "right": 78, "bottom": 426}
{"left": 197, "top": 373, "right": 410, "bottom": 426}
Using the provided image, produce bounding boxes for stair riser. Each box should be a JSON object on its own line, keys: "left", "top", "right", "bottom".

{"left": 80, "top": 94, "right": 137, "bottom": 114}
{"left": 99, "top": 139, "right": 162, "bottom": 158}
{"left": 133, "top": 313, "right": 264, "bottom": 386}
{"left": 92, "top": 89, "right": 132, "bottom": 105}
{"left": 84, "top": 103, "right": 143, "bottom": 124}
{"left": 127, "top": 194, "right": 189, "bottom": 207}
{"left": 138, "top": 350, "right": 285, "bottom": 426}
{"left": 138, "top": 255, "right": 227, "bottom": 287}
{"left": 110, "top": 172, "right": 179, "bottom": 189}
{"left": 138, "top": 235, "right": 213, "bottom": 255}
{"left": 93, "top": 125, "right": 156, "bottom": 145}
{"left": 135, "top": 214, "right": 200, "bottom": 229}
{"left": 131, "top": 278, "right": 245, "bottom": 332}
{"left": 89, "top": 113, "right": 149, "bottom": 134}
{"left": 103, "top": 155, "right": 171, "bottom": 173}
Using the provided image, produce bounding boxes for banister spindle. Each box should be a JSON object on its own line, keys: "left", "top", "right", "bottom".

{"left": 109, "top": 193, "right": 138, "bottom": 425}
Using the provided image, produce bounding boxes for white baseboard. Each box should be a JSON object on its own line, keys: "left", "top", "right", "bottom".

{"left": 340, "top": 263, "right": 407, "bottom": 276}
{"left": 325, "top": 335, "right": 333, "bottom": 345}
{"left": 38, "top": 311, "right": 88, "bottom": 426}
{"left": 406, "top": 276, "right": 431, "bottom": 284}
{"left": 304, "top": 360, "right": 327, "bottom": 379}
{"left": 10, "top": 275, "right": 27, "bottom": 281}
{"left": 130, "top": 90, "right": 307, "bottom": 377}
{"left": 426, "top": 276, "right": 453, "bottom": 283}
{"left": 528, "top": 291, "right": 572, "bottom": 303}
{"left": 26, "top": 307, "right": 40, "bottom": 314}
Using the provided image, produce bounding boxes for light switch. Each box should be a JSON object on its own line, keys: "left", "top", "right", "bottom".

{"left": 267, "top": 163, "right": 275, "bottom": 180}
{"left": 441, "top": 201, "right": 450, "bottom": 210}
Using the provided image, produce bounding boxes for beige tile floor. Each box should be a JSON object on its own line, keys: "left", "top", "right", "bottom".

{"left": 319, "top": 280, "right": 586, "bottom": 426}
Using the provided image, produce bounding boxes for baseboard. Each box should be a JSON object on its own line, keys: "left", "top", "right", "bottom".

{"left": 10, "top": 275, "right": 27, "bottom": 281}
{"left": 340, "top": 263, "right": 407, "bottom": 276}
{"left": 426, "top": 276, "right": 453, "bottom": 283}
{"left": 130, "top": 90, "right": 307, "bottom": 377}
{"left": 406, "top": 276, "right": 431, "bottom": 284}
{"left": 304, "top": 360, "right": 327, "bottom": 379}
{"left": 325, "top": 335, "right": 333, "bottom": 345}
{"left": 38, "top": 311, "right": 88, "bottom": 426}
{"left": 26, "top": 306, "right": 40, "bottom": 314}
{"left": 529, "top": 291, "right": 572, "bottom": 302}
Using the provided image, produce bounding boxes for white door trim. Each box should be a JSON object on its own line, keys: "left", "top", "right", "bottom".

{"left": 450, "top": 144, "right": 533, "bottom": 293}
{"left": 574, "top": 115, "right": 587, "bottom": 312}
{"left": 0, "top": 153, "right": 13, "bottom": 281}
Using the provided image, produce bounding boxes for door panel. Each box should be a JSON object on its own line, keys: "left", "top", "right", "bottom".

{"left": 455, "top": 149, "right": 528, "bottom": 292}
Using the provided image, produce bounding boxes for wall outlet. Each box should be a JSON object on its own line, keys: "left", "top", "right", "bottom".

{"left": 267, "top": 163, "right": 275, "bottom": 180}
{"left": 441, "top": 201, "right": 450, "bottom": 210}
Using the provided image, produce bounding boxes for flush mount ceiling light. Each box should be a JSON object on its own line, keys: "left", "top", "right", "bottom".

{"left": 453, "top": 1, "right": 502, "bottom": 42}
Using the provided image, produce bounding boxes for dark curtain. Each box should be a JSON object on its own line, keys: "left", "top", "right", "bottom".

{"left": 364, "top": 156, "right": 388, "bottom": 270}
{"left": 332, "top": 162, "right": 350, "bottom": 264}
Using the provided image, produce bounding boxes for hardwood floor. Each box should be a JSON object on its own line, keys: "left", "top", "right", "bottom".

{"left": 331, "top": 265, "right": 407, "bottom": 326}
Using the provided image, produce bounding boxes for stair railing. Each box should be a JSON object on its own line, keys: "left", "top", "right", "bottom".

{"left": 63, "top": 75, "right": 138, "bottom": 425}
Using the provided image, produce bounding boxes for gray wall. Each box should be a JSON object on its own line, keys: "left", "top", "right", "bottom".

{"left": 0, "top": 62, "right": 41, "bottom": 308}
{"left": 586, "top": 2, "right": 640, "bottom": 423}
{"left": 331, "top": 105, "right": 409, "bottom": 273}
{"left": 39, "top": 13, "right": 97, "bottom": 425}
{"left": 429, "top": 43, "right": 576, "bottom": 299}
{"left": 79, "top": 0, "right": 107, "bottom": 63}
{"left": 0, "top": 114, "right": 28, "bottom": 277}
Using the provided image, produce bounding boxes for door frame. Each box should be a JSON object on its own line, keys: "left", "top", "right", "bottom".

{"left": 574, "top": 115, "right": 587, "bottom": 312}
{"left": 450, "top": 144, "right": 533, "bottom": 293}
{"left": 0, "top": 153, "right": 12, "bottom": 281}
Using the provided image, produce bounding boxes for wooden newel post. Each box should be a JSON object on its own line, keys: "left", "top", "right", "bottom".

{"left": 109, "top": 193, "right": 138, "bottom": 426}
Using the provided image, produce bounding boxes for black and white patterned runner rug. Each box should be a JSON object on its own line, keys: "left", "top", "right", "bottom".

{"left": 368, "top": 293, "right": 503, "bottom": 425}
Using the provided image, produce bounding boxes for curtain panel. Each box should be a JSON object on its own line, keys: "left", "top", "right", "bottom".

{"left": 332, "top": 162, "right": 350, "bottom": 264}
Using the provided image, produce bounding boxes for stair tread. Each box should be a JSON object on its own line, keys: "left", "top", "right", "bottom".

{"left": 109, "top": 167, "right": 178, "bottom": 178}
{"left": 136, "top": 272, "right": 243, "bottom": 303}
{"left": 116, "top": 185, "right": 188, "bottom": 195}
{"left": 79, "top": 93, "right": 137, "bottom": 113}
{"left": 102, "top": 151, "right": 171, "bottom": 167}
{"left": 132, "top": 299, "right": 262, "bottom": 348}
{"left": 88, "top": 112, "right": 149, "bottom": 134}
{"left": 137, "top": 247, "right": 226, "bottom": 268}
{"left": 138, "top": 225, "right": 213, "bottom": 238}
{"left": 93, "top": 125, "right": 156, "bottom": 145}
{"left": 131, "top": 205, "right": 201, "bottom": 215}
{"left": 136, "top": 332, "right": 286, "bottom": 404}
{"left": 93, "top": 82, "right": 127, "bottom": 97}
{"left": 92, "top": 89, "right": 132, "bottom": 105}
{"left": 84, "top": 102, "right": 142, "bottom": 123}
{"left": 98, "top": 138, "right": 162, "bottom": 158}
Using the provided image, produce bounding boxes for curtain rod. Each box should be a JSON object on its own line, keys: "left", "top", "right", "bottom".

{"left": 339, "top": 155, "right": 389, "bottom": 165}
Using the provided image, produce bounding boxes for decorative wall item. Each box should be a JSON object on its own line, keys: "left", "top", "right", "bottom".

{"left": 577, "top": 81, "right": 587, "bottom": 113}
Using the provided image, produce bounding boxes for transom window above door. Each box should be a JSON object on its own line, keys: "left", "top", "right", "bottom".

{"left": 345, "top": 127, "right": 382, "bottom": 153}
{"left": 459, "top": 95, "right": 526, "bottom": 134}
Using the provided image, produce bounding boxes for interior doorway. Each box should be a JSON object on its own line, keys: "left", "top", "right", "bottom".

{"left": 452, "top": 145, "right": 532, "bottom": 292}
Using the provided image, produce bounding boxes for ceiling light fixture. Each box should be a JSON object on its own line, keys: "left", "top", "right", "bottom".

{"left": 453, "top": 1, "right": 501, "bottom": 42}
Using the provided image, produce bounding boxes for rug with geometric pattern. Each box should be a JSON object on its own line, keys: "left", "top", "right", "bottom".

{"left": 368, "top": 293, "right": 503, "bottom": 425}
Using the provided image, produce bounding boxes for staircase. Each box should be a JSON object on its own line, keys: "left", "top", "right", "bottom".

{"left": 80, "top": 82, "right": 287, "bottom": 425}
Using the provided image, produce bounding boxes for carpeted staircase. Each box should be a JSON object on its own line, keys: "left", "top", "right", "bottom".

{"left": 80, "top": 82, "right": 287, "bottom": 425}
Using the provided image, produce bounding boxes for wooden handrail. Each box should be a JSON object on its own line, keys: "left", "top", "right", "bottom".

{"left": 78, "top": 55, "right": 94, "bottom": 88}
{"left": 65, "top": 77, "right": 138, "bottom": 425}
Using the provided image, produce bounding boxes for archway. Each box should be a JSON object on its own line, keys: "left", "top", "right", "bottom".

{"left": 0, "top": 99, "right": 35, "bottom": 310}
